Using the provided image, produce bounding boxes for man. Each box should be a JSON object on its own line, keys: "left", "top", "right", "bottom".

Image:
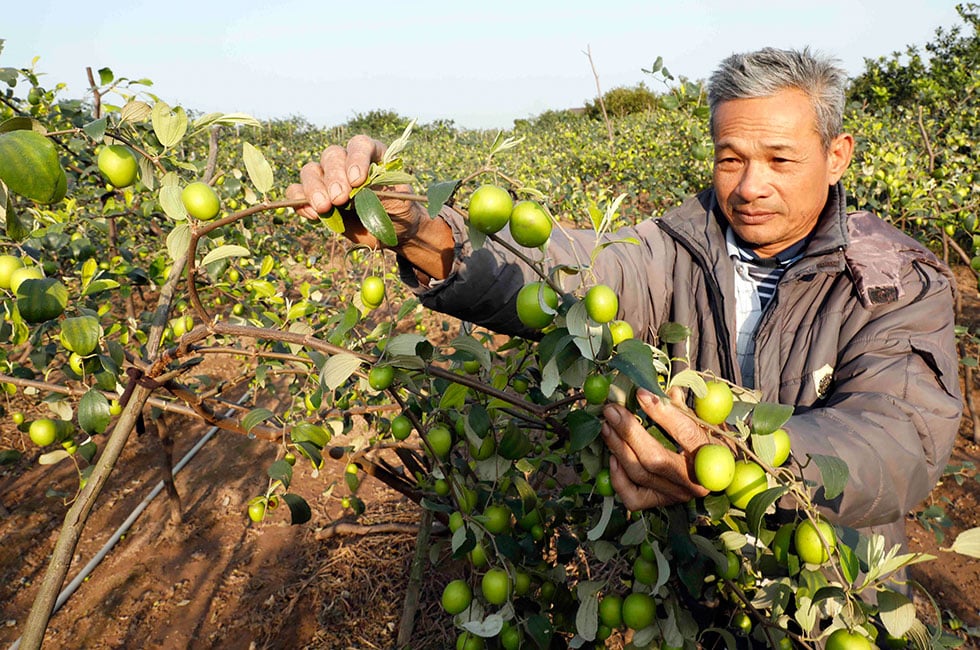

{"left": 287, "top": 48, "right": 961, "bottom": 563}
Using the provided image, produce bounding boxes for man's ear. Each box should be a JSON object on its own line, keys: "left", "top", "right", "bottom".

{"left": 827, "top": 133, "right": 855, "bottom": 184}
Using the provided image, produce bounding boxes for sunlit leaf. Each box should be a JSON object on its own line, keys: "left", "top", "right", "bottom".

{"left": 242, "top": 407, "right": 275, "bottom": 433}
{"left": 242, "top": 142, "right": 273, "bottom": 194}
{"left": 201, "top": 244, "right": 251, "bottom": 267}
{"left": 166, "top": 223, "right": 191, "bottom": 262}
{"left": 151, "top": 101, "right": 188, "bottom": 148}
{"left": 319, "top": 353, "right": 363, "bottom": 392}
{"left": 950, "top": 526, "right": 980, "bottom": 558}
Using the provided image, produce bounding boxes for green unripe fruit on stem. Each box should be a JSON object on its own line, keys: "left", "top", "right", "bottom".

{"left": 515, "top": 281, "right": 559, "bottom": 329}
{"left": 9, "top": 266, "right": 43, "bottom": 295}
{"left": 368, "top": 365, "right": 394, "bottom": 390}
{"left": 29, "top": 418, "right": 72, "bottom": 447}
{"left": 508, "top": 200, "right": 552, "bottom": 248}
{"left": 468, "top": 184, "right": 513, "bottom": 234}
{"left": 621, "top": 592, "right": 656, "bottom": 630}
{"left": 608, "top": 319, "right": 634, "bottom": 345}
{"left": 0, "top": 254, "right": 25, "bottom": 290}
{"left": 97, "top": 144, "right": 138, "bottom": 188}
{"left": 794, "top": 518, "right": 837, "bottom": 566}
{"left": 725, "top": 460, "right": 767, "bottom": 509}
{"left": 441, "top": 579, "right": 472, "bottom": 615}
{"left": 583, "top": 374, "right": 611, "bottom": 405}
{"left": 598, "top": 594, "right": 623, "bottom": 628}
{"left": 694, "top": 380, "right": 734, "bottom": 425}
{"left": 584, "top": 284, "right": 619, "bottom": 323}
{"left": 694, "top": 443, "right": 736, "bottom": 492}
{"left": 360, "top": 275, "right": 385, "bottom": 309}
{"left": 825, "top": 628, "right": 874, "bottom": 650}
{"left": 182, "top": 181, "right": 221, "bottom": 220}
{"left": 425, "top": 426, "right": 453, "bottom": 459}
{"left": 481, "top": 568, "right": 512, "bottom": 605}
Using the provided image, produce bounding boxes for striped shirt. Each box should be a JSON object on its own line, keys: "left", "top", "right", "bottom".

{"left": 726, "top": 229, "right": 808, "bottom": 388}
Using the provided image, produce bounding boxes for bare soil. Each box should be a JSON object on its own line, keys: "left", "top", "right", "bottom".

{"left": 1, "top": 268, "right": 980, "bottom": 650}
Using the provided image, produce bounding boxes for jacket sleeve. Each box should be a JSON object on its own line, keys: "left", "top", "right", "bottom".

{"left": 784, "top": 261, "right": 962, "bottom": 531}
{"left": 397, "top": 207, "right": 675, "bottom": 340}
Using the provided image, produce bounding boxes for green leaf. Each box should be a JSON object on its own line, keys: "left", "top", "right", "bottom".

{"left": 268, "top": 458, "right": 293, "bottom": 487}
{"left": 60, "top": 315, "right": 102, "bottom": 355}
{"left": 461, "top": 614, "right": 504, "bottom": 639}
{"left": 587, "top": 496, "right": 614, "bottom": 541}
{"left": 0, "top": 449, "right": 23, "bottom": 464}
{"left": 151, "top": 101, "right": 188, "bottom": 148}
{"left": 950, "top": 526, "right": 980, "bottom": 558}
{"left": 159, "top": 183, "right": 187, "bottom": 221}
{"left": 320, "top": 207, "right": 345, "bottom": 234}
{"left": 166, "top": 223, "right": 191, "bottom": 262}
{"left": 426, "top": 180, "right": 459, "bottom": 218}
{"left": 97, "top": 67, "right": 113, "bottom": 85}
{"left": 3, "top": 183, "right": 31, "bottom": 241}
{"left": 608, "top": 339, "right": 666, "bottom": 397}
{"left": 282, "top": 493, "right": 312, "bottom": 525}
{"left": 658, "top": 321, "right": 691, "bottom": 344}
{"left": 451, "top": 335, "right": 491, "bottom": 368}
{"left": 81, "top": 279, "right": 119, "bottom": 297}
{"left": 439, "top": 382, "right": 469, "bottom": 411}
{"left": 574, "top": 581, "right": 602, "bottom": 642}
{"left": 745, "top": 486, "right": 788, "bottom": 536}
{"left": 526, "top": 614, "right": 553, "bottom": 649}
{"left": 78, "top": 389, "right": 111, "bottom": 434}
{"left": 838, "top": 539, "right": 860, "bottom": 583}
{"left": 242, "top": 142, "right": 273, "bottom": 194}
{"left": 319, "top": 353, "right": 363, "bottom": 392}
{"left": 201, "top": 244, "right": 251, "bottom": 267}
{"left": 353, "top": 188, "right": 397, "bottom": 247}
{"left": 83, "top": 117, "right": 107, "bottom": 141}
{"left": 369, "top": 170, "right": 416, "bottom": 186}
{"left": 242, "top": 407, "right": 274, "bottom": 433}
{"left": 667, "top": 368, "right": 705, "bottom": 395}
{"left": 120, "top": 99, "right": 152, "bottom": 125}
{"left": 290, "top": 422, "right": 330, "bottom": 448}
{"left": 749, "top": 402, "right": 793, "bottom": 435}
{"left": 809, "top": 453, "right": 849, "bottom": 500}
{"left": 386, "top": 333, "right": 427, "bottom": 357}
{"left": 567, "top": 409, "right": 602, "bottom": 452}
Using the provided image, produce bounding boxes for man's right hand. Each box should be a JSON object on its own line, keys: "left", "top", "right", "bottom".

{"left": 285, "top": 135, "right": 455, "bottom": 280}
{"left": 285, "top": 135, "right": 422, "bottom": 248}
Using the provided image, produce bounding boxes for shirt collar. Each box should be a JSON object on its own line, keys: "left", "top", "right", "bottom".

{"left": 725, "top": 227, "right": 808, "bottom": 268}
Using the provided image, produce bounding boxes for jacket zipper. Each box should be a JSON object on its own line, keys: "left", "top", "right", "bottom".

{"left": 657, "top": 221, "right": 738, "bottom": 382}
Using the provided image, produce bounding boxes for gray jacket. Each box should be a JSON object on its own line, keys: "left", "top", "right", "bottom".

{"left": 402, "top": 183, "right": 962, "bottom": 553}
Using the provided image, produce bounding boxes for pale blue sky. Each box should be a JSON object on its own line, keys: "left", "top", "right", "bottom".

{"left": 1, "top": 1, "right": 966, "bottom": 130}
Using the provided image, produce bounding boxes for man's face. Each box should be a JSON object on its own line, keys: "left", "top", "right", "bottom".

{"left": 712, "top": 88, "right": 853, "bottom": 258}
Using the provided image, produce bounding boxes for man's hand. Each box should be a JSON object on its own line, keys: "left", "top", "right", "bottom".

{"left": 601, "top": 388, "right": 710, "bottom": 510}
{"left": 285, "top": 135, "right": 422, "bottom": 246}
{"left": 285, "top": 135, "right": 454, "bottom": 279}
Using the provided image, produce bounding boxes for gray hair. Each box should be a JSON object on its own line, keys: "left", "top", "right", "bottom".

{"left": 707, "top": 47, "right": 848, "bottom": 149}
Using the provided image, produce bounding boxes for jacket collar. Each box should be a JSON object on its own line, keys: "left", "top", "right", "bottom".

{"left": 660, "top": 182, "right": 850, "bottom": 264}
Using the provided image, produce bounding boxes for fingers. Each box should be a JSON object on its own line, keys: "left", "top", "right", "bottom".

{"left": 286, "top": 137, "right": 387, "bottom": 221}
{"left": 635, "top": 388, "right": 711, "bottom": 455}
{"left": 600, "top": 391, "right": 710, "bottom": 511}
{"left": 344, "top": 135, "right": 385, "bottom": 187}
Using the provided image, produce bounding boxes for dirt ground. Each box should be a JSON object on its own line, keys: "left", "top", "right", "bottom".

{"left": 2, "top": 269, "right": 980, "bottom": 650}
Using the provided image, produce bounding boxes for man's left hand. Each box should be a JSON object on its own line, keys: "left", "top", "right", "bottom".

{"left": 601, "top": 388, "right": 711, "bottom": 510}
